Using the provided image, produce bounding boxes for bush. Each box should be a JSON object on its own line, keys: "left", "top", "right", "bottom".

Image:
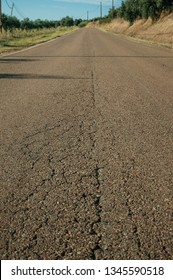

{"left": 2, "top": 14, "right": 20, "bottom": 31}
{"left": 60, "top": 16, "right": 74, "bottom": 27}
{"left": 78, "top": 21, "right": 88, "bottom": 28}
{"left": 99, "top": 18, "right": 111, "bottom": 24}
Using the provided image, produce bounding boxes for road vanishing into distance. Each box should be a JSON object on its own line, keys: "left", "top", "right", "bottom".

{"left": 0, "top": 28, "right": 173, "bottom": 260}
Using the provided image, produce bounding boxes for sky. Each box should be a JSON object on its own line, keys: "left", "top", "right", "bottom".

{"left": 2, "top": 0, "right": 123, "bottom": 20}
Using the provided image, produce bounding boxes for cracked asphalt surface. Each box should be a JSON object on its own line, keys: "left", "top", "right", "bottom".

{"left": 0, "top": 28, "right": 173, "bottom": 260}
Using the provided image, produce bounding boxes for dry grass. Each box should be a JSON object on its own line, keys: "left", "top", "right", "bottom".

{"left": 0, "top": 26, "right": 77, "bottom": 54}
{"left": 106, "top": 18, "right": 129, "bottom": 33}
{"left": 138, "top": 13, "right": 173, "bottom": 45}
{"left": 95, "top": 13, "right": 173, "bottom": 48}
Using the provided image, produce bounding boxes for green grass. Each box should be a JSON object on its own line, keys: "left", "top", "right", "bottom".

{"left": 0, "top": 26, "right": 77, "bottom": 54}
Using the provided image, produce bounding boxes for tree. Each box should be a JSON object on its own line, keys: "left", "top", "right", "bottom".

{"left": 115, "top": 0, "right": 173, "bottom": 22}
{"left": 124, "top": 0, "right": 138, "bottom": 23}
{"left": 117, "top": 1, "right": 126, "bottom": 18}
{"left": 156, "top": 0, "right": 173, "bottom": 11}
{"left": 21, "top": 18, "right": 34, "bottom": 30}
{"left": 74, "top": 18, "right": 83, "bottom": 26}
{"left": 108, "top": 8, "right": 118, "bottom": 18}
{"left": 140, "top": 0, "right": 158, "bottom": 20}
{"left": 3, "top": 15, "right": 20, "bottom": 30}
{"left": 60, "top": 16, "right": 74, "bottom": 27}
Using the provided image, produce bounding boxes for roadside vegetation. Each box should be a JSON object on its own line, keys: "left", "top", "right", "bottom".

{"left": 1, "top": 1, "right": 172, "bottom": 53}
{"left": 114, "top": 0, "right": 173, "bottom": 23}
{"left": 0, "top": 15, "right": 87, "bottom": 54}
{"left": 96, "top": 0, "right": 173, "bottom": 24}
{"left": 89, "top": 0, "right": 173, "bottom": 48}
{"left": 0, "top": 26, "right": 77, "bottom": 53}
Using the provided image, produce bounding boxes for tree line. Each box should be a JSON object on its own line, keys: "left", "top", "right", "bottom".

{"left": 109, "top": 0, "right": 173, "bottom": 23}
{"left": 2, "top": 15, "right": 85, "bottom": 31}
{"left": 2, "top": 0, "right": 172, "bottom": 31}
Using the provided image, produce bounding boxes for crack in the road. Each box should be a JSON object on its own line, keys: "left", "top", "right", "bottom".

{"left": 89, "top": 165, "right": 103, "bottom": 259}
{"left": 120, "top": 157, "right": 143, "bottom": 258}
{"left": 1, "top": 78, "right": 106, "bottom": 259}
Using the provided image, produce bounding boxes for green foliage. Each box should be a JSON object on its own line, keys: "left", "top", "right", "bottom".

{"left": 114, "top": 0, "right": 173, "bottom": 23}
{"left": 1, "top": 14, "right": 82, "bottom": 32}
{"left": 21, "top": 18, "right": 34, "bottom": 30}
{"left": 124, "top": 0, "right": 141, "bottom": 23}
{"left": 74, "top": 18, "right": 83, "bottom": 26}
{"left": 60, "top": 16, "right": 74, "bottom": 27}
{"left": 108, "top": 8, "right": 118, "bottom": 18}
{"left": 99, "top": 17, "right": 111, "bottom": 24}
{"left": 2, "top": 14, "right": 20, "bottom": 31}
{"left": 117, "top": 1, "right": 126, "bottom": 18}
{"left": 78, "top": 21, "right": 88, "bottom": 28}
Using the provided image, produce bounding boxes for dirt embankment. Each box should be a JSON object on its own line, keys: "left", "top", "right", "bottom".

{"left": 92, "top": 13, "right": 173, "bottom": 48}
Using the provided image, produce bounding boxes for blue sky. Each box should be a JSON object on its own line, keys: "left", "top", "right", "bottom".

{"left": 2, "top": 0, "right": 122, "bottom": 20}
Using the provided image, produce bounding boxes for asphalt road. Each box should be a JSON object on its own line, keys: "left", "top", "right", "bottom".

{"left": 0, "top": 28, "right": 173, "bottom": 260}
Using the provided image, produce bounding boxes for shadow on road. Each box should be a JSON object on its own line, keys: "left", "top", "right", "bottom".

{"left": 0, "top": 58, "right": 39, "bottom": 63}
{"left": 0, "top": 73, "right": 91, "bottom": 80}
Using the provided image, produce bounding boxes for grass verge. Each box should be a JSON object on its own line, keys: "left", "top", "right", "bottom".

{"left": 0, "top": 26, "right": 77, "bottom": 54}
